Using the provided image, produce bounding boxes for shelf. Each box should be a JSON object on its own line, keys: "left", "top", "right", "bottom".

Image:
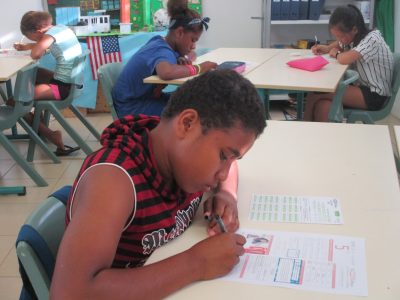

{"left": 271, "top": 19, "right": 370, "bottom": 25}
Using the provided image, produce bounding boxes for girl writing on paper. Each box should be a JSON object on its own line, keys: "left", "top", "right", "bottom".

{"left": 13, "top": 11, "right": 82, "bottom": 155}
{"left": 112, "top": 0, "right": 217, "bottom": 118}
{"left": 304, "top": 5, "right": 393, "bottom": 122}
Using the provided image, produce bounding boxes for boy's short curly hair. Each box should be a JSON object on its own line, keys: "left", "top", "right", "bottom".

{"left": 162, "top": 69, "right": 266, "bottom": 137}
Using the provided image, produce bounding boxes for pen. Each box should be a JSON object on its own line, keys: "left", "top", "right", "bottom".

{"left": 314, "top": 35, "right": 318, "bottom": 46}
{"left": 214, "top": 214, "right": 227, "bottom": 233}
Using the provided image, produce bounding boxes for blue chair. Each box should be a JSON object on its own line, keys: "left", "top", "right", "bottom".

{"left": 0, "top": 62, "right": 61, "bottom": 188}
{"left": 16, "top": 186, "right": 71, "bottom": 300}
{"left": 27, "top": 50, "right": 100, "bottom": 162}
{"left": 329, "top": 53, "right": 400, "bottom": 124}
{"left": 97, "top": 62, "right": 123, "bottom": 120}
{"left": 328, "top": 69, "right": 360, "bottom": 122}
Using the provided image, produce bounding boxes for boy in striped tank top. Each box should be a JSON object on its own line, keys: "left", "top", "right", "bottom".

{"left": 304, "top": 4, "right": 394, "bottom": 122}
{"left": 51, "top": 69, "right": 266, "bottom": 299}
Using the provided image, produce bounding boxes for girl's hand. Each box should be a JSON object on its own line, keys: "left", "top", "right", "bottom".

{"left": 187, "top": 233, "right": 246, "bottom": 280}
{"left": 177, "top": 56, "right": 192, "bottom": 65}
{"left": 312, "top": 44, "right": 329, "bottom": 55}
{"left": 198, "top": 61, "right": 217, "bottom": 73}
{"left": 203, "top": 190, "right": 239, "bottom": 236}
{"left": 329, "top": 47, "right": 341, "bottom": 58}
{"left": 13, "top": 43, "right": 29, "bottom": 51}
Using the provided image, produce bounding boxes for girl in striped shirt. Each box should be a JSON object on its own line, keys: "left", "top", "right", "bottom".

{"left": 304, "top": 4, "right": 394, "bottom": 122}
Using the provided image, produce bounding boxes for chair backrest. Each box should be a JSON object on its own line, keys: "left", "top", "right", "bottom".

{"left": 328, "top": 69, "right": 359, "bottom": 122}
{"left": 14, "top": 62, "right": 38, "bottom": 103}
{"left": 16, "top": 186, "right": 71, "bottom": 300}
{"left": 0, "top": 62, "right": 38, "bottom": 130}
{"left": 52, "top": 49, "right": 90, "bottom": 110}
{"left": 70, "top": 49, "right": 90, "bottom": 86}
{"left": 344, "top": 52, "right": 400, "bottom": 123}
{"left": 97, "top": 62, "right": 123, "bottom": 120}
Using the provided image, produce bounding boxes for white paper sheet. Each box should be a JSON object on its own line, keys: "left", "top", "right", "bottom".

{"left": 249, "top": 194, "right": 343, "bottom": 224}
{"left": 223, "top": 229, "right": 368, "bottom": 296}
{"left": 0, "top": 49, "right": 31, "bottom": 57}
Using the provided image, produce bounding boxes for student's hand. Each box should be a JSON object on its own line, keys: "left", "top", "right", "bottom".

{"left": 177, "top": 56, "right": 192, "bottom": 65}
{"left": 13, "top": 43, "right": 29, "bottom": 51}
{"left": 203, "top": 190, "right": 239, "bottom": 236}
{"left": 328, "top": 47, "right": 341, "bottom": 58}
{"left": 187, "top": 50, "right": 197, "bottom": 62}
{"left": 187, "top": 232, "right": 246, "bottom": 280}
{"left": 199, "top": 61, "right": 217, "bottom": 73}
{"left": 312, "top": 44, "right": 329, "bottom": 55}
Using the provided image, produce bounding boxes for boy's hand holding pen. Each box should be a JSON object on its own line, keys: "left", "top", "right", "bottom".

{"left": 203, "top": 190, "right": 240, "bottom": 236}
{"left": 206, "top": 214, "right": 227, "bottom": 233}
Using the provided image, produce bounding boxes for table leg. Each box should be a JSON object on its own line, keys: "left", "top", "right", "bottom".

{"left": 257, "top": 89, "right": 270, "bottom": 120}
{"left": 296, "top": 92, "right": 305, "bottom": 120}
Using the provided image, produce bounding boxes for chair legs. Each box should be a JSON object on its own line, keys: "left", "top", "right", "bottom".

{"left": 0, "top": 186, "right": 26, "bottom": 196}
{"left": 0, "top": 133, "right": 47, "bottom": 187}
{"left": 18, "top": 118, "right": 60, "bottom": 164}
{"left": 27, "top": 103, "right": 93, "bottom": 162}
{"left": 69, "top": 105, "right": 101, "bottom": 140}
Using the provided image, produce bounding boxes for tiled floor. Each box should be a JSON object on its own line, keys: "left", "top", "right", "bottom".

{"left": 0, "top": 109, "right": 399, "bottom": 299}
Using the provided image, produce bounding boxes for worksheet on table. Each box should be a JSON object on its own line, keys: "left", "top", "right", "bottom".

{"left": 249, "top": 194, "right": 343, "bottom": 224}
{"left": 0, "top": 49, "right": 30, "bottom": 57}
{"left": 223, "top": 229, "right": 368, "bottom": 296}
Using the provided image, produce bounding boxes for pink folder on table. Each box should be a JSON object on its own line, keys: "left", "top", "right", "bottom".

{"left": 287, "top": 56, "right": 329, "bottom": 72}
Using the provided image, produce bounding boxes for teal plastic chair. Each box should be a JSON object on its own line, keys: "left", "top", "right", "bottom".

{"left": 97, "top": 62, "right": 123, "bottom": 120}
{"left": 16, "top": 186, "right": 70, "bottom": 300}
{"left": 0, "top": 62, "right": 60, "bottom": 188}
{"left": 327, "top": 70, "right": 360, "bottom": 122}
{"left": 330, "top": 53, "right": 400, "bottom": 124}
{"left": 27, "top": 50, "right": 100, "bottom": 162}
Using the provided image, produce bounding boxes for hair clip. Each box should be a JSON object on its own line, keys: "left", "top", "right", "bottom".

{"left": 187, "top": 17, "right": 210, "bottom": 31}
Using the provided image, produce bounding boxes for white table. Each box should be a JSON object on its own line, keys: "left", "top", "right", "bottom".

{"left": 0, "top": 55, "right": 33, "bottom": 98}
{"left": 245, "top": 49, "right": 347, "bottom": 93}
{"left": 147, "top": 120, "right": 400, "bottom": 300}
{"left": 143, "top": 48, "right": 280, "bottom": 85}
{"left": 143, "top": 48, "right": 348, "bottom": 120}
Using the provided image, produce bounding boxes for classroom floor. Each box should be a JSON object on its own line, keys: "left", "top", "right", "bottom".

{"left": 1, "top": 108, "right": 400, "bottom": 299}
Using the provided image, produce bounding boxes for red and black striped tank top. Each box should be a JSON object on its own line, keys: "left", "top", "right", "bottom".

{"left": 66, "top": 115, "right": 203, "bottom": 268}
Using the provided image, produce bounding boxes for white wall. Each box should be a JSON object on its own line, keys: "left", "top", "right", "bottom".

{"left": 0, "top": 0, "right": 44, "bottom": 48}
{"left": 198, "top": 0, "right": 263, "bottom": 49}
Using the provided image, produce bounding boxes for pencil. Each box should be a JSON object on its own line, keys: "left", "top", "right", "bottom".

{"left": 214, "top": 214, "right": 227, "bottom": 233}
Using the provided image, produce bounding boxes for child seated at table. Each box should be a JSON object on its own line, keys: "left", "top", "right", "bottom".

{"left": 50, "top": 69, "right": 266, "bottom": 299}
{"left": 304, "top": 5, "right": 394, "bottom": 122}
{"left": 14, "top": 11, "right": 82, "bottom": 156}
{"left": 112, "top": 0, "right": 217, "bottom": 118}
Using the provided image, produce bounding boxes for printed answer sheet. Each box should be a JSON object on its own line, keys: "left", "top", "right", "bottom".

{"left": 249, "top": 194, "right": 343, "bottom": 224}
{"left": 223, "top": 229, "right": 368, "bottom": 296}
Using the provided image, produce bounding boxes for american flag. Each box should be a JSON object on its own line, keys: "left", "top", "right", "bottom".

{"left": 86, "top": 36, "right": 122, "bottom": 80}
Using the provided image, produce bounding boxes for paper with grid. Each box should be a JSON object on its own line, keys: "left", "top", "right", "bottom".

{"left": 249, "top": 194, "right": 343, "bottom": 224}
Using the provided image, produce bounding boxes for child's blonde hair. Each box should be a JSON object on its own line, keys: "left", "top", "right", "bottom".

{"left": 20, "top": 11, "right": 52, "bottom": 35}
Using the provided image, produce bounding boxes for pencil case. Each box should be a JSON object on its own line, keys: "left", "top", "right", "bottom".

{"left": 287, "top": 56, "right": 329, "bottom": 72}
{"left": 217, "top": 61, "right": 246, "bottom": 74}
